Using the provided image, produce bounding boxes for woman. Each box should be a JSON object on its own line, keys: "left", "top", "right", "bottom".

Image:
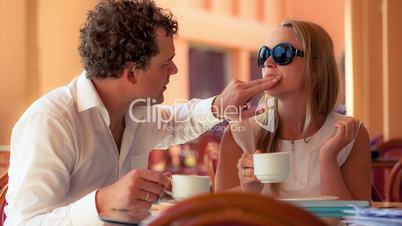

{"left": 215, "top": 20, "right": 371, "bottom": 201}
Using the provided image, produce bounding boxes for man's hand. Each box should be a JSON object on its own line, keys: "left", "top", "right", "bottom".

{"left": 95, "top": 169, "right": 170, "bottom": 213}
{"left": 212, "top": 76, "right": 281, "bottom": 121}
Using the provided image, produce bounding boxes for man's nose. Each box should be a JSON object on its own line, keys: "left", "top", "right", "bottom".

{"left": 170, "top": 62, "right": 178, "bottom": 75}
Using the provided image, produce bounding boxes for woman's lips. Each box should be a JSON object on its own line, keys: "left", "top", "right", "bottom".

{"left": 263, "top": 74, "right": 281, "bottom": 78}
{"left": 263, "top": 74, "right": 282, "bottom": 90}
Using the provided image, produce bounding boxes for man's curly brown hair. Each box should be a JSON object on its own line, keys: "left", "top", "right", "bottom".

{"left": 78, "top": 0, "right": 178, "bottom": 79}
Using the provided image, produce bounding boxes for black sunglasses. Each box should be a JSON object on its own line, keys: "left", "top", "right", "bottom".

{"left": 257, "top": 42, "right": 304, "bottom": 68}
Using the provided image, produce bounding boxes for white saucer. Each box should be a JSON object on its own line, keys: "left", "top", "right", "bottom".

{"left": 255, "top": 174, "right": 288, "bottom": 183}
{"left": 157, "top": 199, "right": 176, "bottom": 205}
{"left": 280, "top": 196, "right": 338, "bottom": 201}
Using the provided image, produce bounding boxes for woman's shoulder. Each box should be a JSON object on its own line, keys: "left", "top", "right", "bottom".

{"left": 324, "top": 112, "right": 368, "bottom": 166}
{"left": 229, "top": 116, "right": 261, "bottom": 138}
{"left": 325, "top": 112, "right": 365, "bottom": 133}
{"left": 229, "top": 98, "right": 277, "bottom": 153}
{"left": 324, "top": 112, "right": 363, "bottom": 128}
{"left": 327, "top": 112, "right": 361, "bottom": 121}
{"left": 327, "top": 111, "right": 347, "bottom": 122}
{"left": 228, "top": 114, "right": 265, "bottom": 153}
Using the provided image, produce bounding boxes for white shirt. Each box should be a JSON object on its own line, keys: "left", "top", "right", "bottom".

{"left": 230, "top": 98, "right": 358, "bottom": 198}
{"left": 5, "top": 71, "right": 221, "bottom": 226}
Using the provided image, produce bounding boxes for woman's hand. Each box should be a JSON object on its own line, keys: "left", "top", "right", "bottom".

{"left": 320, "top": 117, "right": 360, "bottom": 161}
{"left": 237, "top": 150, "right": 263, "bottom": 193}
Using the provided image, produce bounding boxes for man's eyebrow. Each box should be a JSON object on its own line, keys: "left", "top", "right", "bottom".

{"left": 164, "top": 53, "right": 175, "bottom": 62}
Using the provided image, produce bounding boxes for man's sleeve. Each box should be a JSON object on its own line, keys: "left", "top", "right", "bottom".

{"left": 5, "top": 113, "right": 102, "bottom": 226}
{"left": 154, "top": 97, "right": 223, "bottom": 148}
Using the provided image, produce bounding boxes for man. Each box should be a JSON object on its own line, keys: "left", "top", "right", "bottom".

{"left": 5, "top": 0, "right": 280, "bottom": 225}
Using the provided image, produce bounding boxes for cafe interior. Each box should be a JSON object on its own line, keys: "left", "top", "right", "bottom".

{"left": 0, "top": 0, "right": 401, "bottom": 225}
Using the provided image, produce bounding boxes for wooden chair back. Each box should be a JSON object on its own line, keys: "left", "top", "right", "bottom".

{"left": 0, "top": 172, "right": 8, "bottom": 226}
{"left": 148, "top": 192, "right": 327, "bottom": 226}
{"left": 377, "top": 138, "right": 402, "bottom": 158}
{"left": 373, "top": 138, "right": 402, "bottom": 199}
{"left": 371, "top": 185, "right": 382, "bottom": 201}
{"left": 385, "top": 159, "right": 402, "bottom": 202}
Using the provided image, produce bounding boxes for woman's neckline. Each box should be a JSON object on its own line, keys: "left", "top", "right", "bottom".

{"left": 278, "top": 114, "right": 331, "bottom": 143}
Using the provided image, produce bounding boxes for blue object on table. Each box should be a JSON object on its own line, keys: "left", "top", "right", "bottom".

{"left": 289, "top": 200, "right": 370, "bottom": 218}
{"left": 343, "top": 206, "right": 402, "bottom": 226}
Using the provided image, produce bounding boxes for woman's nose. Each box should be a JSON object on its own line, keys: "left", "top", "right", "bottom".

{"left": 264, "top": 56, "right": 276, "bottom": 69}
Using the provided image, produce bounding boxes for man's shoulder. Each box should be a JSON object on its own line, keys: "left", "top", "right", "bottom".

{"left": 21, "top": 79, "right": 79, "bottom": 121}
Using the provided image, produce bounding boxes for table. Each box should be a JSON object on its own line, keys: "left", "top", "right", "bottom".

{"left": 372, "top": 201, "right": 402, "bottom": 208}
{"left": 101, "top": 203, "right": 171, "bottom": 226}
{"left": 101, "top": 201, "right": 402, "bottom": 226}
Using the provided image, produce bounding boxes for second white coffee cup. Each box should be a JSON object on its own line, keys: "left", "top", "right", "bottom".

{"left": 253, "top": 152, "right": 290, "bottom": 183}
{"left": 171, "top": 175, "right": 211, "bottom": 200}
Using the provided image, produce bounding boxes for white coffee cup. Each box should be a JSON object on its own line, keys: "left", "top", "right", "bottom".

{"left": 171, "top": 175, "right": 211, "bottom": 200}
{"left": 253, "top": 152, "right": 290, "bottom": 183}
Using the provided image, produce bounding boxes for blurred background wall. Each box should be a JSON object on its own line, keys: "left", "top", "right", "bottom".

{"left": 0, "top": 0, "right": 401, "bottom": 153}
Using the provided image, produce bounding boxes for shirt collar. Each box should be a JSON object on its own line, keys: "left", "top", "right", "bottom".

{"left": 76, "top": 71, "right": 111, "bottom": 126}
{"left": 253, "top": 97, "right": 276, "bottom": 133}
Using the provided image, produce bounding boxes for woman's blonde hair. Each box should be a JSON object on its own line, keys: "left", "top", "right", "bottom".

{"left": 256, "top": 19, "right": 340, "bottom": 193}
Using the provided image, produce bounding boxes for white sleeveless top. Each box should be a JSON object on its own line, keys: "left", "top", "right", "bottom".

{"left": 230, "top": 100, "right": 359, "bottom": 198}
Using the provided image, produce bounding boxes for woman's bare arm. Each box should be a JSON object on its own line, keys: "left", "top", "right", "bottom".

{"left": 340, "top": 125, "right": 371, "bottom": 200}
{"left": 215, "top": 129, "right": 243, "bottom": 192}
{"left": 320, "top": 122, "right": 371, "bottom": 201}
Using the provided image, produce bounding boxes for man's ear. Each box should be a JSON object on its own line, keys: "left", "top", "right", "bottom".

{"left": 124, "top": 62, "right": 137, "bottom": 84}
